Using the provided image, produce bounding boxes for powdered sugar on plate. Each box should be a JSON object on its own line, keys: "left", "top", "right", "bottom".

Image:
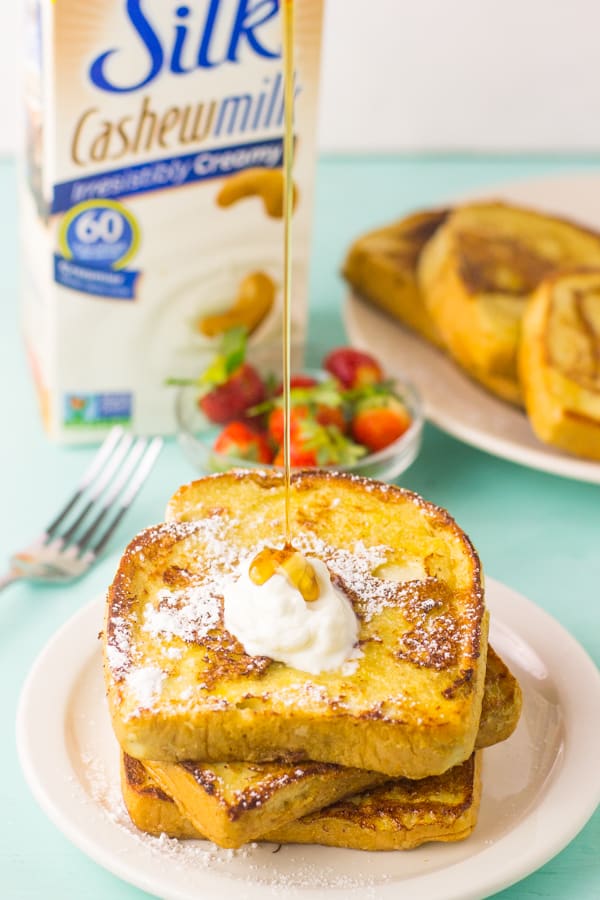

{"left": 77, "top": 734, "right": 390, "bottom": 894}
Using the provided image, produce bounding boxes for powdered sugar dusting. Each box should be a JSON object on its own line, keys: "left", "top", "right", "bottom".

{"left": 105, "top": 643, "right": 127, "bottom": 672}
{"left": 144, "top": 588, "right": 221, "bottom": 642}
{"left": 340, "top": 644, "right": 363, "bottom": 676}
{"left": 125, "top": 666, "right": 165, "bottom": 709}
{"left": 106, "top": 502, "right": 478, "bottom": 719}
{"left": 106, "top": 614, "right": 133, "bottom": 676}
{"left": 295, "top": 534, "right": 416, "bottom": 622}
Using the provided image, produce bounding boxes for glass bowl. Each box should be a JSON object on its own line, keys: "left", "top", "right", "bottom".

{"left": 174, "top": 344, "right": 424, "bottom": 482}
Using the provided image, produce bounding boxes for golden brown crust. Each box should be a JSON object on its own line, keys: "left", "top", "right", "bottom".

{"left": 342, "top": 208, "right": 450, "bottom": 345}
{"left": 121, "top": 752, "right": 483, "bottom": 851}
{"left": 277, "top": 753, "right": 479, "bottom": 829}
{"left": 144, "top": 756, "right": 386, "bottom": 848}
{"left": 120, "top": 754, "right": 200, "bottom": 840}
{"left": 179, "top": 759, "right": 340, "bottom": 818}
{"left": 476, "top": 647, "right": 522, "bottom": 747}
{"left": 419, "top": 201, "right": 600, "bottom": 407}
{"left": 166, "top": 471, "right": 486, "bottom": 678}
{"left": 105, "top": 471, "right": 487, "bottom": 777}
{"left": 123, "top": 754, "right": 172, "bottom": 802}
{"left": 457, "top": 229, "right": 555, "bottom": 296}
{"left": 519, "top": 268, "right": 600, "bottom": 459}
{"left": 122, "top": 641, "right": 516, "bottom": 847}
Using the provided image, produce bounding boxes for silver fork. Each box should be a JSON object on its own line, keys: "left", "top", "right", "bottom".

{"left": 1, "top": 427, "right": 163, "bottom": 591}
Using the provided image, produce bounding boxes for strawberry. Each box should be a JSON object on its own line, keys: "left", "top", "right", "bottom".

{"left": 213, "top": 420, "right": 273, "bottom": 463}
{"left": 351, "top": 399, "right": 411, "bottom": 452}
{"left": 323, "top": 347, "right": 383, "bottom": 389}
{"left": 167, "top": 326, "right": 265, "bottom": 424}
{"left": 200, "top": 362, "right": 266, "bottom": 424}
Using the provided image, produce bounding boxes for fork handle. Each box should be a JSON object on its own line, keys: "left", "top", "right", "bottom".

{"left": 0, "top": 569, "right": 24, "bottom": 592}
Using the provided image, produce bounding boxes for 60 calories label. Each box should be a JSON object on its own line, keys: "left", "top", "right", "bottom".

{"left": 54, "top": 200, "right": 141, "bottom": 300}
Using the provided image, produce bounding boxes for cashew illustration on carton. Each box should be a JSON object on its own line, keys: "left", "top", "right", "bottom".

{"left": 199, "top": 271, "right": 277, "bottom": 337}
{"left": 216, "top": 168, "right": 298, "bottom": 219}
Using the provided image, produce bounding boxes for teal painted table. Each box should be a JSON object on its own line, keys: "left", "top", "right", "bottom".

{"left": 1, "top": 154, "right": 599, "bottom": 899}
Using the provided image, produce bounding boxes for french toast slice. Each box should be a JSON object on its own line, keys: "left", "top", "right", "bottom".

{"left": 121, "top": 752, "right": 482, "bottom": 850}
{"left": 141, "top": 758, "right": 387, "bottom": 848}
{"left": 121, "top": 753, "right": 201, "bottom": 841}
{"left": 519, "top": 268, "right": 600, "bottom": 460}
{"left": 266, "top": 752, "right": 482, "bottom": 850}
{"left": 104, "top": 471, "right": 487, "bottom": 778}
{"left": 342, "top": 208, "right": 449, "bottom": 346}
{"left": 132, "top": 646, "right": 518, "bottom": 848}
{"left": 418, "top": 202, "right": 600, "bottom": 406}
{"left": 477, "top": 646, "right": 522, "bottom": 748}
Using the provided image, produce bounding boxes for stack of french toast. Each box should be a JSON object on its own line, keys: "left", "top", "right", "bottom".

{"left": 104, "top": 470, "right": 522, "bottom": 851}
{"left": 344, "top": 201, "right": 600, "bottom": 460}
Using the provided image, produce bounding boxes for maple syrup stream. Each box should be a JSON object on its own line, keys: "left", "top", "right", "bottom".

{"left": 282, "top": 0, "right": 294, "bottom": 544}
{"left": 248, "top": 1, "right": 319, "bottom": 603}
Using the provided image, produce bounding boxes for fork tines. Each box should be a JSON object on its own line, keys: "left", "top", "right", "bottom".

{"left": 45, "top": 427, "right": 163, "bottom": 561}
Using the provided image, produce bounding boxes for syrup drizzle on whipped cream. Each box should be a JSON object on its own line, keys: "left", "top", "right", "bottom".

{"left": 223, "top": 556, "right": 360, "bottom": 675}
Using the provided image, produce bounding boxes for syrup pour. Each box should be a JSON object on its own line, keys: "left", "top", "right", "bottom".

{"left": 281, "top": 0, "right": 294, "bottom": 545}
{"left": 248, "top": 0, "right": 319, "bottom": 603}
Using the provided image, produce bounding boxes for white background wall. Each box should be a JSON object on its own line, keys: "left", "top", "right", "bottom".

{"left": 3, "top": 0, "right": 600, "bottom": 155}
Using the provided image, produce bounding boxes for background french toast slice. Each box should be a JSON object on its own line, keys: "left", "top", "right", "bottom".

{"left": 418, "top": 202, "right": 600, "bottom": 406}
{"left": 121, "top": 752, "right": 482, "bottom": 851}
{"left": 105, "top": 471, "right": 487, "bottom": 778}
{"left": 125, "top": 644, "right": 518, "bottom": 849}
{"left": 342, "top": 208, "right": 449, "bottom": 346}
{"left": 519, "top": 268, "right": 600, "bottom": 460}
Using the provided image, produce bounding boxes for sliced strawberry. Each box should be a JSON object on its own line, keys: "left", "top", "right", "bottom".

{"left": 273, "top": 442, "right": 319, "bottom": 467}
{"left": 200, "top": 362, "right": 266, "bottom": 424}
{"left": 324, "top": 347, "right": 383, "bottom": 389}
{"left": 273, "top": 413, "right": 366, "bottom": 469}
{"left": 268, "top": 402, "right": 346, "bottom": 444}
{"left": 315, "top": 404, "right": 346, "bottom": 432}
{"left": 268, "top": 405, "right": 309, "bottom": 445}
{"left": 213, "top": 420, "right": 273, "bottom": 463}
{"left": 352, "top": 400, "right": 411, "bottom": 452}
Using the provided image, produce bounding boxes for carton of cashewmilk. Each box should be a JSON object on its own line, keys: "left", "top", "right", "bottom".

{"left": 20, "top": 0, "right": 324, "bottom": 442}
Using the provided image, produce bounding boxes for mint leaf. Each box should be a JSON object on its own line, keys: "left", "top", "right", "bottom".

{"left": 221, "top": 326, "right": 248, "bottom": 375}
{"left": 296, "top": 418, "right": 366, "bottom": 466}
{"left": 247, "top": 378, "right": 344, "bottom": 418}
{"left": 326, "top": 427, "right": 367, "bottom": 465}
{"left": 288, "top": 380, "right": 343, "bottom": 408}
{"left": 199, "top": 326, "right": 248, "bottom": 387}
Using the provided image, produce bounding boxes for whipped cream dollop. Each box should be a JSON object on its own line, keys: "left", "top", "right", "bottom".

{"left": 223, "top": 556, "right": 360, "bottom": 675}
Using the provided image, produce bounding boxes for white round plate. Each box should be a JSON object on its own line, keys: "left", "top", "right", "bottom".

{"left": 345, "top": 171, "right": 600, "bottom": 483}
{"left": 17, "top": 579, "right": 600, "bottom": 900}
